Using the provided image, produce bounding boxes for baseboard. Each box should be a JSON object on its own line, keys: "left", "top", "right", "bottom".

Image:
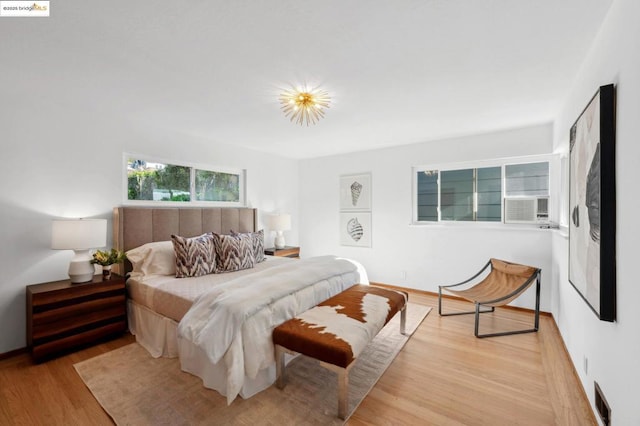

{"left": 369, "top": 281, "right": 552, "bottom": 317}
{"left": 0, "top": 346, "right": 28, "bottom": 361}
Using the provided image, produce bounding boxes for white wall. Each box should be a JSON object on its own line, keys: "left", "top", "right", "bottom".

{"left": 551, "top": 0, "right": 640, "bottom": 422}
{"left": 299, "top": 124, "right": 554, "bottom": 311}
{"left": 0, "top": 90, "right": 298, "bottom": 354}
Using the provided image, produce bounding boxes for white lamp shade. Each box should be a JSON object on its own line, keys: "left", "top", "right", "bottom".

{"left": 51, "top": 219, "right": 107, "bottom": 250}
{"left": 268, "top": 214, "right": 291, "bottom": 231}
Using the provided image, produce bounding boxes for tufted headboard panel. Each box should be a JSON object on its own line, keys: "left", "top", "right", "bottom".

{"left": 112, "top": 206, "right": 257, "bottom": 274}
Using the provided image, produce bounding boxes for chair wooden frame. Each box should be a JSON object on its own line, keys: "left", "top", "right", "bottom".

{"left": 438, "top": 259, "right": 541, "bottom": 338}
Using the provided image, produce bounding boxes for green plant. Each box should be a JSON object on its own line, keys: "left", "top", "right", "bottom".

{"left": 160, "top": 193, "right": 190, "bottom": 202}
{"left": 91, "top": 248, "right": 127, "bottom": 266}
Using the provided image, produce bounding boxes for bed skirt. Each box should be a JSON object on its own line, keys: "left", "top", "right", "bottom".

{"left": 127, "top": 300, "right": 293, "bottom": 400}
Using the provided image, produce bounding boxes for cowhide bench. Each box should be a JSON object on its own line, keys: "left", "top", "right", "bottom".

{"left": 273, "top": 284, "right": 407, "bottom": 419}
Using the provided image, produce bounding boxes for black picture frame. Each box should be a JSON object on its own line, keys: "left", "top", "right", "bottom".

{"left": 568, "top": 84, "right": 616, "bottom": 322}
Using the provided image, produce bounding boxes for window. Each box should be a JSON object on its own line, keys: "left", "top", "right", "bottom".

{"left": 125, "top": 156, "right": 245, "bottom": 205}
{"left": 414, "top": 159, "right": 549, "bottom": 223}
{"left": 440, "top": 169, "right": 474, "bottom": 221}
{"left": 416, "top": 170, "right": 438, "bottom": 221}
{"left": 476, "top": 167, "right": 503, "bottom": 221}
{"left": 195, "top": 170, "right": 240, "bottom": 202}
{"left": 505, "top": 162, "right": 549, "bottom": 197}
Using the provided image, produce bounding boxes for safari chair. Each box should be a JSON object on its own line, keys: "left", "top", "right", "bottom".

{"left": 438, "top": 258, "right": 541, "bottom": 338}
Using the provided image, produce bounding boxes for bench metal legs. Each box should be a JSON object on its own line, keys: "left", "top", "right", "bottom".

{"left": 275, "top": 344, "right": 351, "bottom": 420}
{"left": 275, "top": 344, "right": 287, "bottom": 389}
{"left": 319, "top": 361, "right": 352, "bottom": 420}
{"left": 338, "top": 368, "right": 348, "bottom": 419}
{"left": 275, "top": 307, "right": 408, "bottom": 420}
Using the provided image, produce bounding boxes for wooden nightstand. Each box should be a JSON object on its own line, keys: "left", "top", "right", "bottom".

{"left": 264, "top": 246, "right": 300, "bottom": 259}
{"left": 26, "top": 273, "right": 127, "bottom": 362}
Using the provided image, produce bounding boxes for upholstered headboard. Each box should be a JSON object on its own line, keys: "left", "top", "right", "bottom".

{"left": 113, "top": 206, "right": 257, "bottom": 274}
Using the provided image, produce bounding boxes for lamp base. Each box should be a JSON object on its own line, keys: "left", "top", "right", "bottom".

{"left": 274, "top": 231, "right": 286, "bottom": 249}
{"left": 68, "top": 250, "right": 94, "bottom": 283}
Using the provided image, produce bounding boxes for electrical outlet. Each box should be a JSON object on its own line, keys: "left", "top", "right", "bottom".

{"left": 583, "top": 356, "right": 588, "bottom": 374}
{"left": 400, "top": 270, "right": 407, "bottom": 280}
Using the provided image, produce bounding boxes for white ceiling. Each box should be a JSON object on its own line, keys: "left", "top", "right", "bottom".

{"left": 1, "top": 1, "right": 612, "bottom": 159}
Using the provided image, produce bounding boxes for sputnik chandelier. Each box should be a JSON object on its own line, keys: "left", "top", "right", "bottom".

{"left": 279, "top": 85, "right": 331, "bottom": 126}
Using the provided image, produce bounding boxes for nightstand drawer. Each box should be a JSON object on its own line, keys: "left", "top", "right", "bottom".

{"left": 30, "top": 281, "right": 124, "bottom": 308}
{"left": 32, "top": 304, "right": 126, "bottom": 342}
{"left": 32, "top": 294, "right": 125, "bottom": 326}
{"left": 32, "top": 321, "right": 127, "bottom": 360}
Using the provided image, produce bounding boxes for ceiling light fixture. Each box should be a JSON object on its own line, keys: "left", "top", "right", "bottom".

{"left": 279, "top": 85, "right": 331, "bottom": 126}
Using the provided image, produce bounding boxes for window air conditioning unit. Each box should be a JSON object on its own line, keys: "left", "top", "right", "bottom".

{"left": 504, "top": 197, "right": 549, "bottom": 224}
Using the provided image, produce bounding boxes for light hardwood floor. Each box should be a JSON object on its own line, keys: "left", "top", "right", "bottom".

{"left": 0, "top": 290, "right": 595, "bottom": 425}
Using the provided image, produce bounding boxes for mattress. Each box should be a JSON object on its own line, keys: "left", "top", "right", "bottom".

{"left": 127, "top": 256, "right": 295, "bottom": 322}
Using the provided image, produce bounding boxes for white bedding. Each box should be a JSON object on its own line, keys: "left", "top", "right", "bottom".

{"left": 128, "top": 256, "right": 294, "bottom": 322}
{"left": 128, "top": 255, "right": 368, "bottom": 404}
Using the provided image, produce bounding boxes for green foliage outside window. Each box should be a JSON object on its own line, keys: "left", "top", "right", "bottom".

{"left": 126, "top": 158, "right": 242, "bottom": 204}
{"left": 156, "top": 165, "right": 190, "bottom": 201}
{"left": 195, "top": 170, "right": 240, "bottom": 202}
{"left": 128, "top": 169, "right": 158, "bottom": 201}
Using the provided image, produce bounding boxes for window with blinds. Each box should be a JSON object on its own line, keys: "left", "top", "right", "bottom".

{"left": 414, "top": 160, "right": 549, "bottom": 223}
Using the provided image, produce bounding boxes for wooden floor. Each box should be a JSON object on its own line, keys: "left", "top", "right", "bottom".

{"left": 0, "top": 290, "right": 595, "bottom": 425}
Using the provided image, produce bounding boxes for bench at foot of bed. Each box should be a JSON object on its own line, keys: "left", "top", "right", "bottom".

{"left": 272, "top": 284, "right": 407, "bottom": 419}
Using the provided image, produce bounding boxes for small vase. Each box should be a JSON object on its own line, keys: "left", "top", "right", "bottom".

{"left": 102, "top": 265, "right": 112, "bottom": 280}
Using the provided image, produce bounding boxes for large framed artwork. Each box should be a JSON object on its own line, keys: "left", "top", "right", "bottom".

{"left": 569, "top": 84, "right": 616, "bottom": 322}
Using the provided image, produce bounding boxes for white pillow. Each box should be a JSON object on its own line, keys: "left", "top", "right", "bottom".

{"left": 126, "top": 241, "right": 176, "bottom": 278}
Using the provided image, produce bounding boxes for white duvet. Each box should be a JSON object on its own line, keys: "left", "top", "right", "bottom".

{"left": 177, "top": 255, "right": 367, "bottom": 404}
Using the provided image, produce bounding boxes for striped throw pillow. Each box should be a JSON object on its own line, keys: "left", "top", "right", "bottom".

{"left": 213, "top": 232, "right": 256, "bottom": 273}
{"left": 231, "top": 229, "right": 265, "bottom": 263}
{"left": 171, "top": 233, "right": 215, "bottom": 278}
{"left": 252, "top": 230, "right": 265, "bottom": 263}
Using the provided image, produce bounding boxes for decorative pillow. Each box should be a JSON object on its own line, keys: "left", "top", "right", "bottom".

{"left": 171, "top": 233, "right": 216, "bottom": 278}
{"left": 213, "top": 232, "right": 256, "bottom": 273}
{"left": 251, "top": 230, "right": 265, "bottom": 263}
{"left": 126, "top": 241, "right": 176, "bottom": 278}
{"left": 231, "top": 229, "right": 265, "bottom": 263}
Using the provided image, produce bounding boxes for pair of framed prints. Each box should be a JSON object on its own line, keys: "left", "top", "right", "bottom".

{"left": 339, "top": 173, "right": 371, "bottom": 247}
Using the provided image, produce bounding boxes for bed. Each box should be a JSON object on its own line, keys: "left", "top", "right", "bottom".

{"left": 113, "top": 206, "right": 368, "bottom": 404}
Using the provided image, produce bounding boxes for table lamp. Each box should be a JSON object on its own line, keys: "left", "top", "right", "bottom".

{"left": 269, "top": 213, "right": 291, "bottom": 249}
{"left": 52, "top": 218, "right": 107, "bottom": 283}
